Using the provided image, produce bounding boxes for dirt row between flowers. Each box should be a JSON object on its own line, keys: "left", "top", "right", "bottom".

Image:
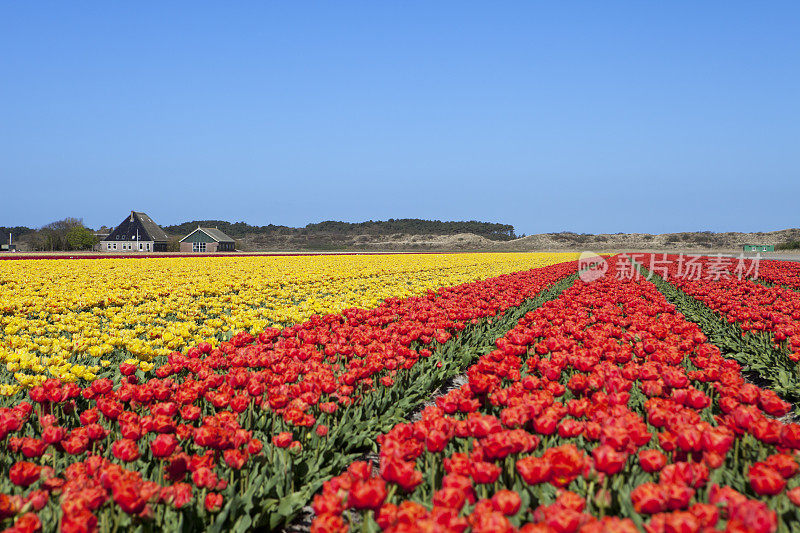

{"left": 0, "top": 261, "right": 582, "bottom": 533}
{"left": 309, "top": 257, "right": 800, "bottom": 533}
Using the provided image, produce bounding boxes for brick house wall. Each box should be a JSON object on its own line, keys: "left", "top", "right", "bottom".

{"left": 180, "top": 241, "right": 219, "bottom": 253}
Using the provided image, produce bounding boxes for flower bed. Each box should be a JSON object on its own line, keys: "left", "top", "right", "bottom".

{"left": 758, "top": 260, "right": 800, "bottom": 291}
{"left": 636, "top": 254, "right": 800, "bottom": 355}
{"left": 0, "top": 260, "right": 580, "bottom": 532}
{"left": 312, "top": 264, "right": 800, "bottom": 532}
{"left": 0, "top": 253, "right": 577, "bottom": 395}
{"left": 636, "top": 254, "right": 800, "bottom": 406}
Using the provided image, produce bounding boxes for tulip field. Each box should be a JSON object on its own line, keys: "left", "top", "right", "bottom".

{"left": 0, "top": 254, "right": 565, "bottom": 395}
{"left": 3, "top": 253, "right": 800, "bottom": 532}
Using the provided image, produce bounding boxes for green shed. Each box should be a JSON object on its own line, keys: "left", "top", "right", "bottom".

{"left": 743, "top": 244, "right": 774, "bottom": 252}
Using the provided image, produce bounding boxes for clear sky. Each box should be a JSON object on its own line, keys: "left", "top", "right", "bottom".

{"left": 1, "top": 2, "right": 798, "bottom": 235}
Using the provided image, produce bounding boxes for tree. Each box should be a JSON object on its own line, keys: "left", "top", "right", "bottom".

{"left": 31, "top": 218, "right": 89, "bottom": 251}
{"left": 66, "top": 226, "right": 98, "bottom": 250}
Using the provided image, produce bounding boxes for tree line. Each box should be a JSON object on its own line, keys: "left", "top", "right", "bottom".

{"left": 3, "top": 217, "right": 518, "bottom": 251}
{"left": 1, "top": 219, "right": 98, "bottom": 251}
{"left": 163, "top": 221, "right": 293, "bottom": 239}
{"left": 305, "top": 219, "right": 517, "bottom": 240}
{"left": 163, "top": 219, "right": 517, "bottom": 241}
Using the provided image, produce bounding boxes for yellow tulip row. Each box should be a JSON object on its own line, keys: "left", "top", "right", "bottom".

{"left": 0, "top": 253, "right": 578, "bottom": 394}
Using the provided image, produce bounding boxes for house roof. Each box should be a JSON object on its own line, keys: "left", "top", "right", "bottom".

{"left": 103, "top": 211, "right": 169, "bottom": 242}
{"left": 133, "top": 212, "right": 169, "bottom": 242}
{"left": 179, "top": 227, "right": 235, "bottom": 243}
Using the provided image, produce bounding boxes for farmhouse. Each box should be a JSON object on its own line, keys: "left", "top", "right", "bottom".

{"left": 101, "top": 211, "right": 169, "bottom": 252}
{"left": 179, "top": 227, "right": 236, "bottom": 253}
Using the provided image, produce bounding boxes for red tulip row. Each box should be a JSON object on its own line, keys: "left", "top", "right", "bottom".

{"left": 312, "top": 258, "right": 800, "bottom": 532}
{"left": 637, "top": 254, "right": 800, "bottom": 361}
{"left": 632, "top": 255, "right": 800, "bottom": 410}
{"left": 758, "top": 260, "right": 800, "bottom": 291}
{"left": 0, "top": 260, "right": 580, "bottom": 532}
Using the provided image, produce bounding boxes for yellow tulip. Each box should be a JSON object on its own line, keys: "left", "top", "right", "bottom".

{"left": 0, "top": 253, "right": 578, "bottom": 394}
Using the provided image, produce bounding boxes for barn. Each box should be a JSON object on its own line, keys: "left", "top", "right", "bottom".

{"left": 179, "top": 227, "right": 236, "bottom": 253}
{"left": 101, "top": 211, "right": 169, "bottom": 252}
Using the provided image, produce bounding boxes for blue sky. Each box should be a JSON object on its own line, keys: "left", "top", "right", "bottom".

{"left": 1, "top": 2, "right": 798, "bottom": 235}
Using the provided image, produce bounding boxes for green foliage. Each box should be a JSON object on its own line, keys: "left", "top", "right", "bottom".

{"left": 29, "top": 217, "right": 87, "bottom": 251}
{"left": 0, "top": 226, "right": 35, "bottom": 241}
{"left": 163, "top": 219, "right": 518, "bottom": 242}
{"left": 305, "top": 219, "right": 517, "bottom": 241}
{"left": 163, "top": 221, "right": 292, "bottom": 239}
{"left": 166, "top": 237, "right": 181, "bottom": 252}
{"left": 776, "top": 240, "right": 800, "bottom": 251}
{"left": 66, "top": 226, "right": 98, "bottom": 250}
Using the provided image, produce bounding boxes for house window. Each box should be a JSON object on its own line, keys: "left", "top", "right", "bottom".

{"left": 192, "top": 242, "right": 207, "bottom": 252}
{"left": 139, "top": 243, "right": 143, "bottom": 250}
{"left": 146, "top": 243, "right": 150, "bottom": 251}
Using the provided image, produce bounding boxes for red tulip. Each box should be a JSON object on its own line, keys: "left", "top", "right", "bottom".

{"left": 111, "top": 439, "right": 140, "bottom": 462}
{"left": 9, "top": 462, "right": 42, "bottom": 487}
{"left": 191, "top": 467, "right": 218, "bottom": 489}
{"left": 516, "top": 456, "right": 551, "bottom": 485}
{"left": 491, "top": 489, "right": 521, "bottom": 516}
{"left": 348, "top": 478, "right": 387, "bottom": 510}
{"left": 631, "top": 483, "right": 667, "bottom": 514}
{"left": 765, "top": 453, "right": 799, "bottom": 479}
{"left": 204, "top": 492, "right": 223, "bottom": 512}
{"left": 748, "top": 463, "right": 786, "bottom": 496}
{"left": 688, "top": 503, "right": 719, "bottom": 527}
{"left": 470, "top": 461, "right": 501, "bottom": 484}
{"left": 592, "top": 445, "right": 626, "bottom": 475}
{"left": 433, "top": 487, "right": 467, "bottom": 510}
{"left": 639, "top": 449, "right": 667, "bottom": 473}
{"left": 150, "top": 434, "right": 179, "bottom": 458}
{"left": 272, "top": 432, "right": 293, "bottom": 448}
{"left": 223, "top": 449, "right": 248, "bottom": 470}
{"left": 788, "top": 486, "right": 800, "bottom": 507}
